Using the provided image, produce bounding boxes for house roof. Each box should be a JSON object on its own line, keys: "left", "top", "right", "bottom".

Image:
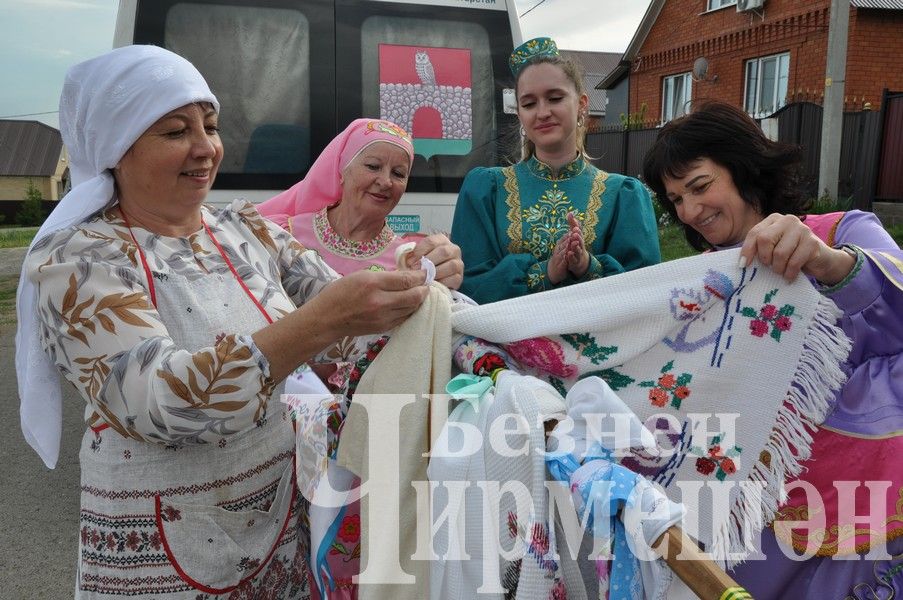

{"left": 851, "top": 0, "right": 903, "bottom": 8}
{"left": 0, "top": 120, "right": 64, "bottom": 177}
{"left": 597, "top": 0, "right": 667, "bottom": 90}
{"left": 559, "top": 50, "right": 621, "bottom": 115}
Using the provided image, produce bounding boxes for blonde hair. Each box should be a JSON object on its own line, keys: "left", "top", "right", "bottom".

{"left": 515, "top": 55, "right": 589, "bottom": 162}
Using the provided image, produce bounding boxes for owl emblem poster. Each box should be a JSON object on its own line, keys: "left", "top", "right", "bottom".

{"left": 378, "top": 44, "right": 473, "bottom": 159}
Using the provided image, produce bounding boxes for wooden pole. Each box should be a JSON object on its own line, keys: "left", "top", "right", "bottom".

{"left": 652, "top": 527, "right": 753, "bottom": 599}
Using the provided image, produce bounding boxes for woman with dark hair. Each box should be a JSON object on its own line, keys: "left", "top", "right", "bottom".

{"left": 643, "top": 101, "right": 903, "bottom": 598}
{"left": 643, "top": 100, "right": 809, "bottom": 252}
{"left": 451, "top": 37, "right": 660, "bottom": 304}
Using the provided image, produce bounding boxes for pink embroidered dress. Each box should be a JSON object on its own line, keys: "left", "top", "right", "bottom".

{"left": 258, "top": 119, "right": 417, "bottom": 600}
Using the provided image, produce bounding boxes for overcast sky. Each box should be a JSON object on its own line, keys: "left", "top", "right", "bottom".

{"left": 0, "top": 0, "right": 651, "bottom": 129}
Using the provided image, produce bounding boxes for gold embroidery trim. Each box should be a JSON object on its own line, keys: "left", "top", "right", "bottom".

{"left": 582, "top": 170, "right": 608, "bottom": 247}
{"left": 504, "top": 166, "right": 523, "bottom": 255}
{"left": 863, "top": 248, "right": 903, "bottom": 294}
{"left": 772, "top": 485, "right": 903, "bottom": 556}
{"left": 818, "top": 423, "right": 903, "bottom": 440}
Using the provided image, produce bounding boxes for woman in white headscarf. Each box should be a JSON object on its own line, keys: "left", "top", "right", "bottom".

{"left": 16, "top": 45, "right": 428, "bottom": 598}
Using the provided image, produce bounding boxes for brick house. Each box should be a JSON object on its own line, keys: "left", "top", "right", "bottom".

{"left": 599, "top": 0, "right": 903, "bottom": 123}
{"left": 0, "top": 120, "right": 69, "bottom": 221}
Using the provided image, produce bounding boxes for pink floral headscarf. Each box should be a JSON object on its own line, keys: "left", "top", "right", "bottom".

{"left": 257, "top": 118, "right": 414, "bottom": 227}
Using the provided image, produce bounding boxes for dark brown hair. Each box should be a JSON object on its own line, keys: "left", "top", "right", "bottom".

{"left": 642, "top": 101, "right": 808, "bottom": 250}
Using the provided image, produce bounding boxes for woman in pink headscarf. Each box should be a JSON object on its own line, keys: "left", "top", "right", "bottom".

{"left": 258, "top": 119, "right": 463, "bottom": 599}
{"left": 259, "top": 118, "right": 463, "bottom": 286}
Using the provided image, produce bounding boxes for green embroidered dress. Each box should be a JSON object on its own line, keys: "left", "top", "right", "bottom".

{"left": 451, "top": 156, "right": 660, "bottom": 303}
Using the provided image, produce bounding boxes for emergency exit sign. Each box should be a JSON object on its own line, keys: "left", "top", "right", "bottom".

{"left": 387, "top": 215, "right": 421, "bottom": 233}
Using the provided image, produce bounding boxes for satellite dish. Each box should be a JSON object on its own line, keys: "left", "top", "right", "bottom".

{"left": 692, "top": 57, "right": 709, "bottom": 81}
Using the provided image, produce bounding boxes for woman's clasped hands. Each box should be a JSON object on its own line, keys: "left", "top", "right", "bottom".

{"left": 548, "top": 211, "right": 590, "bottom": 284}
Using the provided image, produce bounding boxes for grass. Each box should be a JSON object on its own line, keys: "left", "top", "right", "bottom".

{"left": 0, "top": 227, "right": 37, "bottom": 249}
{"left": 888, "top": 224, "right": 903, "bottom": 248}
{"left": 658, "top": 223, "right": 696, "bottom": 262}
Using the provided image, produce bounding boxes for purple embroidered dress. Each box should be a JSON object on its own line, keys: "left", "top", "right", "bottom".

{"left": 728, "top": 211, "right": 903, "bottom": 598}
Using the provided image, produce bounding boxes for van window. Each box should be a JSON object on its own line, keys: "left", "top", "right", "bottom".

{"left": 163, "top": 4, "right": 311, "bottom": 175}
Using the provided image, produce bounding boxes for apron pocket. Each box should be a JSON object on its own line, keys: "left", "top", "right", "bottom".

{"left": 155, "top": 461, "right": 296, "bottom": 594}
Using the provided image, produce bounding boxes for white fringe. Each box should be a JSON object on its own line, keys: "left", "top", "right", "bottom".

{"left": 710, "top": 295, "right": 852, "bottom": 567}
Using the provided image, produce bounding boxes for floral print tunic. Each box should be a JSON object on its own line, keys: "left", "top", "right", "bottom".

{"left": 25, "top": 199, "right": 370, "bottom": 598}
{"left": 28, "top": 199, "right": 359, "bottom": 444}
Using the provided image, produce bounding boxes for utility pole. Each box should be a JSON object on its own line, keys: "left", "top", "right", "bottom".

{"left": 818, "top": 0, "right": 850, "bottom": 202}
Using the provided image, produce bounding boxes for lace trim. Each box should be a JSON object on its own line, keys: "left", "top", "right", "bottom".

{"left": 313, "top": 207, "right": 396, "bottom": 260}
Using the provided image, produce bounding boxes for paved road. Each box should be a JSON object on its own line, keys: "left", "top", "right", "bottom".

{"left": 0, "top": 247, "right": 27, "bottom": 277}
{"left": 0, "top": 323, "right": 82, "bottom": 597}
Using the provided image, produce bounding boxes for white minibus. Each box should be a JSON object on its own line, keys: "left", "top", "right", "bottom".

{"left": 114, "top": 0, "right": 523, "bottom": 232}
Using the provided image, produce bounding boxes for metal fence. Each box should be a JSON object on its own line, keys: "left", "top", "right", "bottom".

{"left": 587, "top": 101, "right": 897, "bottom": 210}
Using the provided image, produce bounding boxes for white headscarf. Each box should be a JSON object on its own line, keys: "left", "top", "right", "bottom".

{"left": 15, "top": 45, "right": 219, "bottom": 469}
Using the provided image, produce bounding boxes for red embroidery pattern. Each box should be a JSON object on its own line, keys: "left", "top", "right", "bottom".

{"left": 505, "top": 337, "right": 577, "bottom": 378}
{"left": 741, "top": 289, "right": 795, "bottom": 341}
{"left": 81, "top": 450, "right": 293, "bottom": 500}
{"left": 639, "top": 360, "right": 693, "bottom": 409}
{"left": 692, "top": 434, "right": 742, "bottom": 482}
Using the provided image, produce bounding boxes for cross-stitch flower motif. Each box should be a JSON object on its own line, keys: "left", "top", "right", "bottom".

{"left": 760, "top": 304, "right": 778, "bottom": 319}
{"left": 331, "top": 513, "right": 362, "bottom": 562}
{"left": 749, "top": 319, "right": 769, "bottom": 337}
{"left": 648, "top": 387, "right": 668, "bottom": 407}
{"left": 695, "top": 457, "right": 716, "bottom": 475}
{"left": 338, "top": 514, "right": 361, "bottom": 543}
{"left": 160, "top": 505, "right": 182, "bottom": 522}
{"left": 692, "top": 434, "right": 742, "bottom": 481}
{"left": 639, "top": 360, "right": 693, "bottom": 409}
{"left": 741, "top": 289, "right": 796, "bottom": 341}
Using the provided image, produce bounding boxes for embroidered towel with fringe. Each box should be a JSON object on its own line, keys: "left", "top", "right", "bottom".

{"left": 451, "top": 248, "right": 852, "bottom": 567}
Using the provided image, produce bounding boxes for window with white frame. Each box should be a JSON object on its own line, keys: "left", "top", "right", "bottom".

{"left": 662, "top": 72, "right": 692, "bottom": 123}
{"left": 744, "top": 52, "right": 790, "bottom": 118}
{"left": 707, "top": 0, "right": 737, "bottom": 10}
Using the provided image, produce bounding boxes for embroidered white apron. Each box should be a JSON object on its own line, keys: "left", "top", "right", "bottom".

{"left": 76, "top": 256, "right": 308, "bottom": 598}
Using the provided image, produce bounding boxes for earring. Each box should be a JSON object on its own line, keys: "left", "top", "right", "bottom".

{"left": 577, "top": 114, "right": 585, "bottom": 128}
{"left": 520, "top": 126, "right": 526, "bottom": 137}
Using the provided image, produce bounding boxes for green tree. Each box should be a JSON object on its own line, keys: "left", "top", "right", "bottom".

{"left": 16, "top": 180, "right": 47, "bottom": 226}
